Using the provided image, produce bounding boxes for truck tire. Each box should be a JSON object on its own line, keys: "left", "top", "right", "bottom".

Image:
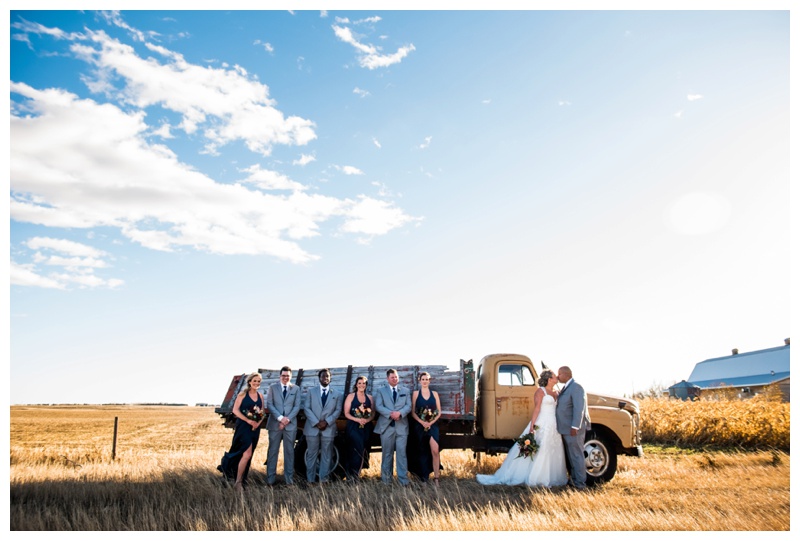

{"left": 584, "top": 430, "right": 617, "bottom": 485}
{"left": 293, "top": 432, "right": 343, "bottom": 482}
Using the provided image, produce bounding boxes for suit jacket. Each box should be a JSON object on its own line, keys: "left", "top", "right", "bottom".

{"left": 303, "top": 385, "right": 343, "bottom": 437}
{"left": 374, "top": 383, "right": 412, "bottom": 436}
{"left": 266, "top": 381, "right": 302, "bottom": 431}
{"left": 556, "top": 379, "right": 591, "bottom": 435}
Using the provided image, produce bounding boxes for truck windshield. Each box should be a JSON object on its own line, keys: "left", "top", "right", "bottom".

{"left": 497, "top": 363, "right": 535, "bottom": 386}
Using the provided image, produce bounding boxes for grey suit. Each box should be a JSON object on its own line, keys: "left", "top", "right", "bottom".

{"left": 556, "top": 378, "right": 591, "bottom": 488}
{"left": 374, "top": 384, "right": 412, "bottom": 485}
{"left": 265, "top": 382, "right": 301, "bottom": 484}
{"left": 303, "top": 385, "right": 342, "bottom": 482}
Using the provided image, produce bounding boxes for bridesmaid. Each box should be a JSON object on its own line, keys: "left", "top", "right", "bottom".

{"left": 342, "top": 376, "right": 375, "bottom": 480}
{"left": 218, "top": 372, "right": 265, "bottom": 491}
{"left": 410, "top": 371, "right": 442, "bottom": 485}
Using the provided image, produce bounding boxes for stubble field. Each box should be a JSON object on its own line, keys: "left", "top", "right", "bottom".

{"left": 9, "top": 398, "right": 790, "bottom": 531}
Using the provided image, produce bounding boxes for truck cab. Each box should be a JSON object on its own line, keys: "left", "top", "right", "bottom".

{"left": 476, "top": 353, "right": 643, "bottom": 484}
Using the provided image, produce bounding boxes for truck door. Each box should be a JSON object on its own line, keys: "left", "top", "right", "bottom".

{"left": 491, "top": 360, "right": 537, "bottom": 439}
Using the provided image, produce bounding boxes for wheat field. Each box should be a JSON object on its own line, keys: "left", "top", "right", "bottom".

{"left": 9, "top": 400, "right": 790, "bottom": 531}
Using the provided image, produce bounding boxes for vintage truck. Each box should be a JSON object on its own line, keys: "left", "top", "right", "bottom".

{"left": 215, "top": 353, "right": 643, "bottom": 484}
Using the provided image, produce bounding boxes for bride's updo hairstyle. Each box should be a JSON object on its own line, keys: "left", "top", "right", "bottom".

{"left": 537, "top": 369, "right": 555, "bottom": 388}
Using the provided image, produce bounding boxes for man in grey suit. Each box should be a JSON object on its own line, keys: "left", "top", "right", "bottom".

{"left": 556, "top": 365, "right": 591, "bottom": 489}
{"left": 303, "top": 368, "right": 343, "bottom": 483}
{"left": 374, "top": 368, "right": 412, "bottom": 486}
{"left": 265, "top": 366, "right": 301, "bottom": 485}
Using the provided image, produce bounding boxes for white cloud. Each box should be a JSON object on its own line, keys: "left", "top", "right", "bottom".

{"left": 10, "top": 262, "right": 66, "bottom": 289}
{"left": 419, "top": 136, "right": 432, "bottom": 150}
{"left": 673, "top": 110, "right": 684, "bottom": 119}
{"left": 10, "top": 82, "right": 418, "bottom": 271}
{"left": 239, "top": 164, "right": 307, "bottom": 191}
{"left": 373, "top": 138, "right": 382, "bottom": 149}
{"left": 26, "top": 236, "right": 106, "bottom": 257}
{"left": 353, "top": 87, "right": 371, "bottom": 98}
{"left": 558, "top": 100, "right": 572, "bottom": 106}
{"left": 355, "top": 17, "right": 382, "bottom": 25}
{"left": 336, "top": 165, "right": 365, "bottom": 175}
{"left": 687, "top": 94, "right": 704, "bottom": 101}
{"left": 151, "top": 123, "right": 174, "bottom": 139}
{"left": 13, "top": 236, "right": 122, "bottom": 289}
{"left": 68, "top": 27, "right": 316, "bottom": 155}
{"left": 332, "top": 24, "right": 415, "bottom": 70}
{"left": 482, "top": 99, "right": 492, "bottom": 105}
{"left": 340, "top": 196, "right": 420, "bottom": 237}
{"left": 254, "top": 39, "right": 275, "bottom": 54}
{"left": 293, "top": 154, "right": 316, "bottom": 166}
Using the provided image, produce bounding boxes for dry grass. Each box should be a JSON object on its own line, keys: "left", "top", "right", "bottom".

{"left": 10, "top": 404, "right": 790, "bottom": 531}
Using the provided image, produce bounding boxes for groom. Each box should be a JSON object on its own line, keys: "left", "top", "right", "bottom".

{"left": 556, "top": 365, "right": 591, "bottom": 489}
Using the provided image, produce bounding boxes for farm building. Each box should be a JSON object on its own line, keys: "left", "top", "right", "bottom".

{"left": 667, "top": 380, "right": 701, "bottom": 401}
{"left": 686, "top": 339, "right": 790, "bottom": 401}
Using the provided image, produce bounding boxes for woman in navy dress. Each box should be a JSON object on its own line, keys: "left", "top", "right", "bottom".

{"left": 343, "top": 376, "right": 375, "bottom": 480}
{"left": 218, "top": 372, "right": 265, "bottom": 491}
{"left": 410, "top": 371, "right": 442, "bottom": 485}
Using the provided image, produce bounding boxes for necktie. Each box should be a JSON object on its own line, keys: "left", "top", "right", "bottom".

{"left": 390, "top": 387, "right": 397, "bottom": 427}
{"left": 321, "top": 389, "right": 328, "bottom": 406}
{"left": 283, "top": 386, "right": 287, "bottom": 399}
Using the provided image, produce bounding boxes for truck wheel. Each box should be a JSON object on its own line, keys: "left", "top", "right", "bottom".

{"left": 584, "top": 430, "right": 617, "bottom": 485}
{"left": 294, "top": 433, "right": 343, "bottom": 482}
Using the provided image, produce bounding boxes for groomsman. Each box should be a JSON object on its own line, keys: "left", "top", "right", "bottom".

{"left": 265, "top": 366, "right": 301, "bottom": 485}
{"left": 303, "top": 368, "right": 343, "bottom": 483}
{"left": 374, "top": 368, "right": 412, "bottom": 486}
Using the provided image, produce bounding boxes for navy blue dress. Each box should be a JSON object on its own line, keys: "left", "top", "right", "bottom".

{"left": 218, "top": 392, "right": 262, "bottom": 485}
{"left": 344, "top": 393, "right": 374, "bottom": 479}
{"left": 409, "top": 390, "right": 440, "bottom": 481}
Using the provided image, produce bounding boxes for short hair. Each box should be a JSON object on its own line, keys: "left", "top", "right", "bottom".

{"left": 386, "top": 368, "right": 398, "bottom": 377}
{"left": 280, "top": 366, "right": 292, "bottom": 374}
{"left": 318, "top": 368, "right": 331, "bottom": 378}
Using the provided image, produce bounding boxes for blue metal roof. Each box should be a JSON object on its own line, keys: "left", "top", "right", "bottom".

{"left": 689, "top": 371, "right": 790, "bottom": 389}
{"left": 688, "top": 344, "right": 789, "bottom": 387}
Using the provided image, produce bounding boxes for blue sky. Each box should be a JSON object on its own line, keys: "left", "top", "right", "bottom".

{"left": 6, "top": 5, "right": 793, "bottom": 405}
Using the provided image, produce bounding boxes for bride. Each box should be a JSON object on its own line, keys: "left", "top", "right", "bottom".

{"left": 477, "top": 369, "right": 568, "bottom": 487}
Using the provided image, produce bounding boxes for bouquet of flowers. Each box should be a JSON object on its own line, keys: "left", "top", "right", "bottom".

{"left": 242, "top": 405, "right": 267, "bottom": 431}
{"left": 417, "top": 407, "right": 439, "bottom": 431}
{"left": 515, "top": 426, "right": 539, "bottom": 460}
{"left": 352, "top": 403, "right": 372, "bottom": 428}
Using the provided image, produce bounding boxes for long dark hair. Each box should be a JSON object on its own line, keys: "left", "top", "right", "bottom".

{"left": 352, "top": 376, "right": 368, "bottom": 393}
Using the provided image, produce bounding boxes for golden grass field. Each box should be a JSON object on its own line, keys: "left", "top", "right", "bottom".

{"left": 9, "top": 396, "right": 790, "bottom": 531}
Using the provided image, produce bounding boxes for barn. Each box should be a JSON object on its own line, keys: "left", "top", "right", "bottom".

{"left": 687, "top": 339, "right": 790, "bottom": 401}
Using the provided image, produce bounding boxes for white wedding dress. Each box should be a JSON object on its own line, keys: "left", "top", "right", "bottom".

{"left": 476, "top": 394, "right": 568, "bottom": 487}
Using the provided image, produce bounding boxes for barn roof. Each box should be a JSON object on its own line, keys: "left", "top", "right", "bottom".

{"left": 687, "top": 344, "right": 790, "bottom": 389}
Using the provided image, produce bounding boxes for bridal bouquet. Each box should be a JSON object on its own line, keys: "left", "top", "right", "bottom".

{"left": 352, "top": 404, "right": 372, "bottom": 428}
{"left": 243, "top": 405, "right": 267, "bottom": 431}
{"left": 417, "top": 407, "right": 439, "bottom": 431}
{"left": 515, "top": 426, "right": 540, "bottom": 460}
